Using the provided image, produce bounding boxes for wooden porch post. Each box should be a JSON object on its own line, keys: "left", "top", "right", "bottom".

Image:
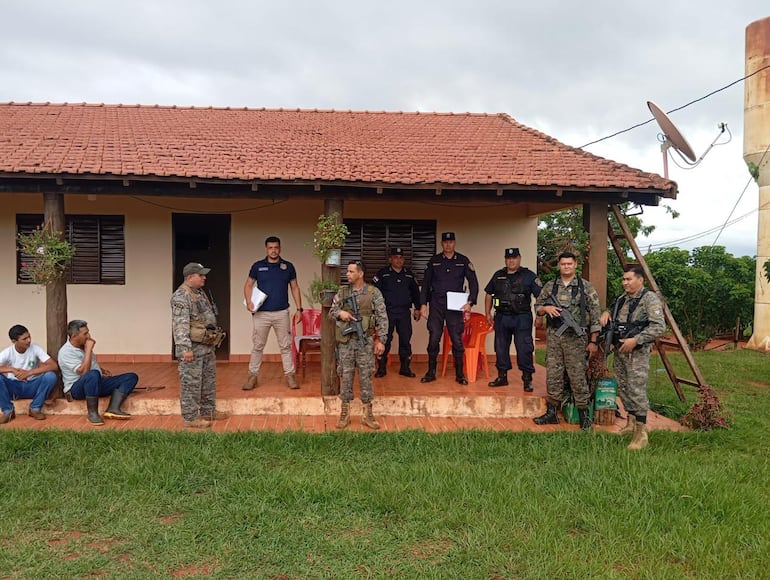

{"left": 582, "top": 202, "right": 608, "bottom": 309}
{"left": 321, "top": 199, "right": 343, "bottom": 395}
{"left": 44, "top": 192, "right": 68, "bottom": 393}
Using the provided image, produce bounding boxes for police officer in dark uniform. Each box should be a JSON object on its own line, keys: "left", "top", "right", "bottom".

{"left": 419, "top": 232, "right": 479, "bottom": 385}
{"left": 484, "top": 248, "right": 542, "bottom": 391}
{"left": 372, "top": 247, "right": 422, "bottom": 378}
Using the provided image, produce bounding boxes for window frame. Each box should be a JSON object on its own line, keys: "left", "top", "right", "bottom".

{"left": 16, "top": 214, "right": 126, "bottom": 285}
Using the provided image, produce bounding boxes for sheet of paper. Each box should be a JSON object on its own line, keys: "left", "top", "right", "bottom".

{"left": 446, "top": 291, "right": 469, "bottom": 311}
{"left": 243, "top": 286, "right": 268, "bottom": 312}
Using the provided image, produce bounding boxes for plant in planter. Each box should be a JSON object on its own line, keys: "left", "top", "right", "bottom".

{"left": 17, "top": 223, "right": 76, "bottom": 286}
{"left": 304, "top": 274, "right": 340, "bottom": 308}
{"left": 308, "top": 212, "right": 349, "bottom": 264}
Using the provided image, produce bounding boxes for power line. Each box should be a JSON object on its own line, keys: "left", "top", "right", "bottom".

{"left": 579, "top": 64, "right": 770, "bottom": 149}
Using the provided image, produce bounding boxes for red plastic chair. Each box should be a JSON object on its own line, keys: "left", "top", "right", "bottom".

{"left": 440, "top": 312, "right": 492, "bottom": 382}
{"left": 291, "top": 309, "right": 322, "bottom": 378}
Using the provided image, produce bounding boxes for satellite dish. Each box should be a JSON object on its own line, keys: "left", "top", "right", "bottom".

{"left": 647, "top": 100, "right": 696, "bottom": 179}
{"left": 647, "top": 101, "right": 697, "bottom": 162}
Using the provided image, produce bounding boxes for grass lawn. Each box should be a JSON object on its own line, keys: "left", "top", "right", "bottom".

{"left": 1, "top": 349, "right": 768, "bottom": 579}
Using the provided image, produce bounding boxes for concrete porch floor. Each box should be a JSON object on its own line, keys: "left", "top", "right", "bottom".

{"left": 3, "top": 359, "right": 686, "bottom": 434}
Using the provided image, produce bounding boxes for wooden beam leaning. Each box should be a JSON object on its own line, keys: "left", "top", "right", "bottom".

{"left": 320, "top": 199, "right": 343, "bottom": 396}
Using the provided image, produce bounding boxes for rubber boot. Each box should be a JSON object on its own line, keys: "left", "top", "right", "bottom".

{"left": 578, "top": 407, "right": 592, "bottom": 430}
{"left": 374, "top": 355, "right": 387, "bottom": 378}
{"left": 420, "top": 356, "right": 437, "bottom": 383}
{"left": 361, "top": 402, "right": 381, "bottom": 430}
{"left": 336, "top": 402, "right": 351, "bottom": 429}
{"left": 533, "top": 402, "right": 559, "bottom": 425}
{"left": 103, "top": 390, "right": 131, "bottom": 420}
{"left": 627, "top": 421, "right": 649, "bottom": 450}
{"left": 488, "top": 369, "right": 508, "bottom": 387}
{"left": 522, "top": 372, "right": 534, "bottom": 392}
{"left": 618, "top": 413, "right": 636, "bottom": 436}
{"left": 86, "top": 396, "right": 104, "bottom": 426}
{"left": 455, "top": 357, "right": 468, "bottom": 385}
{"left": 398, "top": 356, "right": 416, "bottom": 377}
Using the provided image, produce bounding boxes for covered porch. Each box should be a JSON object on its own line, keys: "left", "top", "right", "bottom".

{"left": 3, "top": 359, "right": 685, "bottom": 434}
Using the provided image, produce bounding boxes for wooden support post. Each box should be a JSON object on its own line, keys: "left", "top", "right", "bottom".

{"left": 582, "top": 202, "right": 608, "bottom": 309}
{"left": 44, "top": 192, "right": 68, "bottom": 398}
{"left": 321, "top": 199, "right": 343, "bottom": 395}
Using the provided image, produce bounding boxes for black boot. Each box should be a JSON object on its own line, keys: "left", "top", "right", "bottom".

{"left": 578, "top": 408, "right": 592, "bottom": 430}
{"left": 86, "top": 396, "right": 104, "bottom": 426}
{"left": 522, "top": 372, "right": 533, "bottom": 392}
{"left": 455, "top": 357, "right": 468, "bottom": 385}
{"left": 399, "top": 356, "right": 416, "bottom": 377}
{"left": 533, "top": 402, "right": 559, "bottom": 425}
{"left": 374, "top": 355, "right": 387, "bottom": 378}
{"left": 103, "top": 390, "right": 131, "bottom": 420}
{"left": 488, "top": 369, "right": 508, "bottom": 387}
{"left": 420, "top": 356, "right": 437, "bottom": 383}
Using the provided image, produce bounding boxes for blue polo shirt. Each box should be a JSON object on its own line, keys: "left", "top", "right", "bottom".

{"left": 248, "top": 258, "right": 297, "bottom": 311}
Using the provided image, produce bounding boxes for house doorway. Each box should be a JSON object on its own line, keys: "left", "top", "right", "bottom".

{"left": 172, "top": 213, "right": 231, "bottom": 360}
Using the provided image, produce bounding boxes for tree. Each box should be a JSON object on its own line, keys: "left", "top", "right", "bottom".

{"left": 645, "top": 246, "right": 755, "bottom": 347}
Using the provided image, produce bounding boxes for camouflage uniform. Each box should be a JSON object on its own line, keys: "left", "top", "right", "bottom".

{"left": 171, "top": 284, "right": 218, "bottom": 421}
{"left": 329, "top": 285, "right": 388, "bottom": 404}
{"left": 611, "top": 289, "right": 666, "bottom": 417}
{"left": 535, "top": 277, "right": 602, "bottom": 407}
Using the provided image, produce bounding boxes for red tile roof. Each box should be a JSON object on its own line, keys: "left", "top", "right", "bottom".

{"left": 0, "top": 102, "right": 675, "bottom": 194}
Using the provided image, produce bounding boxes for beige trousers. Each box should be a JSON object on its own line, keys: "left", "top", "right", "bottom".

{"left": 249, "top": 308, "right": 295, "bottom": 375}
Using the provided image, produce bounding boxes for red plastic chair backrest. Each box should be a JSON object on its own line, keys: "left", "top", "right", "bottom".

{"left": 301, "top": 308, "right": 323, "bottom": 335}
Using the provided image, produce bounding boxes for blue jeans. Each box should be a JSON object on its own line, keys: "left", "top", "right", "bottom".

{"left": 68, "top": 370, "right": 138, "bottom": 399}
{"left": 0, "top": 371, "right": 58, "bottom": 412}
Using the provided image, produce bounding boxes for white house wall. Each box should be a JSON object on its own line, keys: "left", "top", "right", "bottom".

{"left": 1, "top": 193, "right": 538, "bottom": 358}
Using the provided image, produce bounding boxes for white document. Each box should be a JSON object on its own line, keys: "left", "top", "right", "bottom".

{"left": 243, "top": 286, "right": 268, "bottom": 312}
{"left": 446, "top": 291, "right": 470, "bottom": 311}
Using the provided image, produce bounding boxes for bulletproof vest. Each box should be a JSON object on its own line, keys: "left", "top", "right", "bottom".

{"left": 494, "top": 270, "right": 530, "bottom": 314}
{"left": 336, "top": 285, "right": 376, "bottom": 343}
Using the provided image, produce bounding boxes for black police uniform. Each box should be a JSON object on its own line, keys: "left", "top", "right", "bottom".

{"left": 372, "top": 262, "right": 421, "bottom": 376}
{"left": 420, "top": 248, "right": 479, "bottom": 382}
{"left": 484, "top": 265, "right": 542, "bottom": 388}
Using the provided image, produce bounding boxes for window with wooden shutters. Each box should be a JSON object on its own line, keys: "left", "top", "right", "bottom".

{"left": 16, "top": 214, "right": 125, "bottom": 285}
{"left": 341, "top": 219, "right": 436, "bottom": 285}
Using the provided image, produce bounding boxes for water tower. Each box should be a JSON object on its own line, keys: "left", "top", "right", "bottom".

{"left": 744, "top": 16, "right": 770, "bottom": 352}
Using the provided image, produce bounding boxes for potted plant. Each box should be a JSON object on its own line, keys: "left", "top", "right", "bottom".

{"left": 309, "top": 212, "right": 349, "bottom": 265}
{"left": 304, "top": 274, "right": 340, "bottom": 308}
{"left": 17, "top": 222, "right": 76, "bottom": 286}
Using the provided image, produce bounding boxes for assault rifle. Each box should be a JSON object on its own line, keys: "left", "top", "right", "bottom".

{"left": 341, "top": 295, "right": 367, "bottom": 345}
{"left": 543, "top": 294, "right": 586, "bottom": 337}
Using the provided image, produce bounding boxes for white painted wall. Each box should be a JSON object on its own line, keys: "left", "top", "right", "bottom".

{"left": 1, "top": 193, "right": 538, "bottom": 357}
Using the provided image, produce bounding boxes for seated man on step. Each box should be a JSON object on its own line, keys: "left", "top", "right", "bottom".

{"left": 58, "top": 320, "right": 138, "bottom": 426}
{"left": 0, "top": 324, "right": 58, "bottom": 423}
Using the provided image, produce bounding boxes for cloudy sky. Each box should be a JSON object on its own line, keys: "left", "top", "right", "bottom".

{"left": 2, "top": 1, "right": 767, "bottom": 257}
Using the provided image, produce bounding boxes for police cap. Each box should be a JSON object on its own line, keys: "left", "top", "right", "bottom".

{"left": 390, "top": 247, "right": 404, "bottom": 256}
{"left": 504, "top": 248, "right": 521, "bottom": 258}
{"left": 441, "top": 232, "right": 456, "bottom": 241}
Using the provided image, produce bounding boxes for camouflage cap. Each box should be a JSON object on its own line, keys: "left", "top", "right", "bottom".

{"left": 183, "top": 262, "right": 211, "bottom": 276}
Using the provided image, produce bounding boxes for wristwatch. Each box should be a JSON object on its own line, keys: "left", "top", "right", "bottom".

{"left": 298, "top": 307, "right": 304, "bottom": 312}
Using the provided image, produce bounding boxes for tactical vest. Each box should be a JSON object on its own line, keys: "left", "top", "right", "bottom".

{"left": 335, "top": 284, "right": 376, "bottom": 343}
{"left": 181, "top": 285, "right": 225, "bottom": 347}
{"left": 493, "top": 270, "right": 530, "bottom": 314}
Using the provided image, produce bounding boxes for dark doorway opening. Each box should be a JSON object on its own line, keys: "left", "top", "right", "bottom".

{"left": 172, "top": 213, "right": 231, "bottom": 360}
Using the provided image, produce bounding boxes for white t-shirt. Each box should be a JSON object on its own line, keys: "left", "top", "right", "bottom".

{"left": 0, "top": 343, "right": 51, "bottom": 381}
{"left": 58, "top": 340, "right": 101, "bottom": 392}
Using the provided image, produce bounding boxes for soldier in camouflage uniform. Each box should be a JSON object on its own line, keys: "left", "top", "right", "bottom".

{"left": 171, "top": 262, "right": 226, "bottom": 429}
{"left": 600, "top": 267, "right": 665, "bottom": 450}
{"left": 329, "top": 260, "right": 388, "bottom": 430}
{"left": 533, "top": 252, "right": 602, "bottom": 429}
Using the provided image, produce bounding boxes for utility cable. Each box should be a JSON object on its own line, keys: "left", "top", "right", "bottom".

{"left": 579, "top": 64, "right": 770, "bottom": 149}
